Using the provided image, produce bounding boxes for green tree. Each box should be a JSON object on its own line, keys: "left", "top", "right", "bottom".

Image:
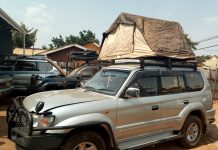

{"left": 79, "top": 30, "right": 99, "bottom": 45}
{"left": 184, "top": 34, "right": 198, "bottom": 50}
{"left": 48, "top": 30, "right": 99, "bottom": 49}
{"left": 50, "top": 35, "right": 65, "bottom": 48}
{"left": 12, "top": 23, "right": 38, "bottom": 48}
{"left": 41, "top": 45, "right": 48, "bottom": 50}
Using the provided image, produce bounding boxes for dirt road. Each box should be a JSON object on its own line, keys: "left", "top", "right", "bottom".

{"left": 1, "top": 96, "right": 218, "bottom": 150}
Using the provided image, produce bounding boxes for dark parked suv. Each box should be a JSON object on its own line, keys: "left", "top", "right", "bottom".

{"left": 0, "top": 56, "right": 65, "bottom": 92}
{"left": 32, "top": 63, "right": 101, "bottom": 92}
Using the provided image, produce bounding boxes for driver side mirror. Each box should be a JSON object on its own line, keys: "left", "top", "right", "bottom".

{"left": 124, "top": 87, "right": 140, "bottom": 98}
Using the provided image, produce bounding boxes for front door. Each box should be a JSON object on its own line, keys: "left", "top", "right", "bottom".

{"left": 116, "top": 71, "right": 163, "bottom": 141}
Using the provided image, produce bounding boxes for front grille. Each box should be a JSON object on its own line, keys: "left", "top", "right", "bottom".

{"left": 7, "top": 96, "right": 33, "bottom": 139}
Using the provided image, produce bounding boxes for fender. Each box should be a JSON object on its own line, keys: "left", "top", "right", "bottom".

{"left": 174, "top": 102, "right": 207, "bottom": 130}
{"left": 46, "top": 113, "right": 116, "bottom": 136}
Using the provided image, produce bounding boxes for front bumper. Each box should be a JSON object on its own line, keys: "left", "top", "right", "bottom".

{"left": 7, "top": 97, "right": 67, "bottom": 150}
{"left": 206, "top": 109, "right": 216, "bottom": 124}
{"left": 13, "top": 133, "right": 66, "bottom": 150}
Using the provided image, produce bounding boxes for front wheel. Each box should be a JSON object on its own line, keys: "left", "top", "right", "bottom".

{"left": 60, "top": 130, "right": 106, "bottom": 150}
{"left": 179, "top": 115, "right": 203, "bottom": 148}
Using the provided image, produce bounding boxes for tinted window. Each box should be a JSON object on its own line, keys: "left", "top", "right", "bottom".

{"left": 0, "top": 60, "right": 16, "bottom": 71}
{"left": 178, "top": 76, "right": 185, "bottom": 91}
{"left": 80, "top": 66, "right": 99, "bottom": 77}
{"left": 185, "top": 72, "right": 204, "bottom": 91}
{"left": 80, "top": 68, "right": 94, "bottom": 77}
{"left": 161, "top": 75, "right": 185, "bottom": 94}
{"left": 129, "top": 76, "right": 158, "bottom": 97}
{"left": 0, "top": 60, "right": 16, "bottom": 66}
{"left": 15, "top": 61, "right": 37, "bottom": 71}
{"left": 37, "top": 62, "right": 53, "bottom": 71}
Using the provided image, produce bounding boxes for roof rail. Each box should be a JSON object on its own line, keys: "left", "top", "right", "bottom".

{"left": 113, "top": 56, "right": 197, "bottom": 70}
{"left": 69, "top": 51, "right": 98, "bottom": 61}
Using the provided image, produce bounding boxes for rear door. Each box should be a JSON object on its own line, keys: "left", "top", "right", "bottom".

{"left": 12, "top": 60, "right": 38, "bottom": 90}
{"left": 160, "top": 71, "right": 189, "bottom": 131}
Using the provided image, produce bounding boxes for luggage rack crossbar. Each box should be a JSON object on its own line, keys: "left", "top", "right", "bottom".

{"left": 112, "top": 56, "right": 197, "bottom": 70}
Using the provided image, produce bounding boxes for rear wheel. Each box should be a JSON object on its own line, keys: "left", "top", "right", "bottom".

{"left": 60, "top": 130, "right": 106, "bottom": 150}
{"left": 179, "top": 115, "right": 202, "bottom": 148}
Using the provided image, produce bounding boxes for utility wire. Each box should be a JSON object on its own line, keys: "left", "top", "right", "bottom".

{"left": 195, "top": 44, "right": 218, "bottom": 50}
{"left": 197, "top": 35, "right": 218, "bottom": 43}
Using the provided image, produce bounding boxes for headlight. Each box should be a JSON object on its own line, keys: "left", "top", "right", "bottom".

{"left": 33, "top": 114, "right": 55, "bottom": 128}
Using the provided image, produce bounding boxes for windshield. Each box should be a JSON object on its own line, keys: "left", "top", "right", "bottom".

{"left": 68, "top": 67, "right": 81, "bottom": 77}
{"left": 83, "top": 69, "right": 130, "bottom": 96}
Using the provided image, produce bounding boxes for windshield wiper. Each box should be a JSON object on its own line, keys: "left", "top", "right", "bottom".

{"left": 96, "top": 88, "right": 114, "bottom": 92}
{"left": 83, "top": 86, "right": 96, "bottom": 91}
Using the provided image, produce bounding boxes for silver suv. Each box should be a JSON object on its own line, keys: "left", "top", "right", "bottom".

{"left": 7, "top": 59, "right": 216, "bottom": 150}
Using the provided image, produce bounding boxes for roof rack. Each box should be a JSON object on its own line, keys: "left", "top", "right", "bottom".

{"left": 69, "top": 51, "right": 98, "bottom": 61}
{"left": 113, "top": 56, "right": 197, "bottom": 71}
{"left": 13, "top": 55, "right": 47, "bottom": 60}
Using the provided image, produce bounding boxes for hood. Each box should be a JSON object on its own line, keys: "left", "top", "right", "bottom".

{"left": 23, "top": 88, "right": 112, "bottom": 112}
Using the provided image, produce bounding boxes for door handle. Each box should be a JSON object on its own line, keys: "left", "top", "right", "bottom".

{"left": 152, "top": 105, "right": 159, "bottom": 111}
{"left": 183, "top": 100, "right": 189, "bottom": 105}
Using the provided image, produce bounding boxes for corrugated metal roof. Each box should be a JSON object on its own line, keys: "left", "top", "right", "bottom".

{"left": 0, "top": 8, "right": 25, "bottom": 33}
{"left": 13, "top": 48, "right": 47, "bottom": 56}
{"left": 42, "top": 44, "right": 89, "bottom": 55}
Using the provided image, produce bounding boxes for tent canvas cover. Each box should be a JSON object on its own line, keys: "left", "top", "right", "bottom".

{"left": 99, "top": 13, "right": 195, "bottom": 60}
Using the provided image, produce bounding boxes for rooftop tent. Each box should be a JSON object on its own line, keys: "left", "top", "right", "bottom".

{"left": 99, "top": 13, "right": 195, "bottom": 60}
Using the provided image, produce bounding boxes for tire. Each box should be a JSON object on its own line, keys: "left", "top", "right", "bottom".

{"left": 60, "top": 130, "right": 106, "bottom": 150}
{"left": 179, "top": 115, "right": 203, "bottom": 148}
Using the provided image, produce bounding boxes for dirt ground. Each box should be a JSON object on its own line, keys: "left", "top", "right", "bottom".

{"left": 1, "top": 96, "right": 218, "bottom": 150}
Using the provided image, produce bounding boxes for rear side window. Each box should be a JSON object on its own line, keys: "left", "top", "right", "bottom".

{"left": 161, "top": 75, "right": 185, "bottom": 94}
{"left": 15, "top": 61, "right": 37, "bottom": 71}
{"left": 37, "top": 62, "right": 53, "bottom": 71}
{"left": 185, "top": 72, "right": 204, "bottom": 91}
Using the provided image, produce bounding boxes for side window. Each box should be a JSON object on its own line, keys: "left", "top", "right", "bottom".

{"left": 178, "top": 76, "right": 185, "bottom": 91}
{"left": 80, "top": 68, "right": 93, "bottom": 77}
{"left": 129, "top": 76, "right": 158, "bottom": 97}
{"left": 185, "top": 72, "right": 204, "bottom": 91}
{"left": 37, "top": 62, "right": 53, "bottom": 71}
{"left": 15, "top": 61, "right": 37, "bottom": 71}
{"left": 161, "top": 76, "right": 177, "bottom": 94}
{"left": 161, "top": 75, "right": 185, "bottom": 94}
{"left": 90, "top": 66, "right": 99, "bottom": 75}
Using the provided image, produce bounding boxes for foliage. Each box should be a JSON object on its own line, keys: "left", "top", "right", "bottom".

{"left": 184, "top": 34, "right": 198, "bottom": 50}
{"left": 41, "top": 45, "right": 48, "bottom": 50}
{"left": 196, "top": 55, "right": 211, "bottom": 64}
{"left": 48, "top": 30, "right": 99, "bottom": 49}
{"left": 12, "top": 23, "right": 38, "bottom": 48}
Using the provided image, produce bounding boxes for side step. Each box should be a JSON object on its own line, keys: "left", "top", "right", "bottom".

{"left": 118, "top": 131, "right": 182, "bottom": 150}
